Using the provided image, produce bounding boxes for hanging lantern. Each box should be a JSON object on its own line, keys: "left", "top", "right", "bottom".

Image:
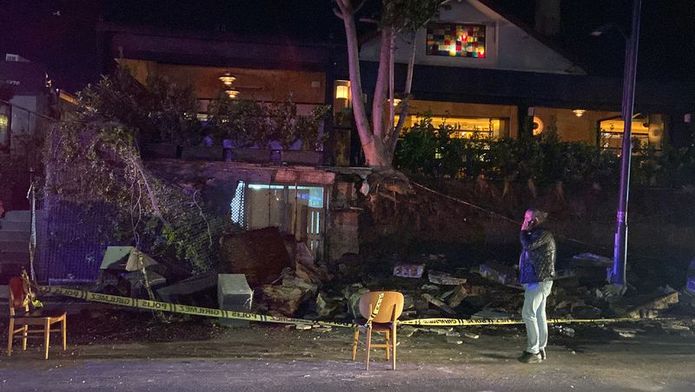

{"left": 225, "top": 88, "right": 240, "bottom": 99}
{"left": 218, "top": 72, "right": 236, "bottom": 87}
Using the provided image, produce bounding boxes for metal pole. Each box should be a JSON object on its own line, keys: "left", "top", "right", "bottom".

{"left": 611, "top": 0, "right": 641, "bottom": 288}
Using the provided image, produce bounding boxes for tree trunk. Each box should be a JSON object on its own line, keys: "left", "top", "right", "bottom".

{"left": 372, "top": 27, "right": 391, "bottom": 139}
{"left": 337, "top": 2, "right": 377, "bottom": 162}
{"left": 388, "top": 30, "right": 395, "bottom": 133}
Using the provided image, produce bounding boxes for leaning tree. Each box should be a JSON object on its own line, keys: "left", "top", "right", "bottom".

{"left": 333, "top": 0, "right": 448, "bottom": 169}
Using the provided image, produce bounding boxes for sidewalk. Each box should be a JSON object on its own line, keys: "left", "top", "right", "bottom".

{"left": 1, "top": 321, "right": 694, "bottom": 391}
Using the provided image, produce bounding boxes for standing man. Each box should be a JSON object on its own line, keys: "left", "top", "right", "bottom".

{"left": 518, "top": 208, "right": 556, "bottom": 363}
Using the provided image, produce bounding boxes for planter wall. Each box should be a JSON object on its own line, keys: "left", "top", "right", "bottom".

{"left": 143, "top": 144, "right": 324, "bottom": 166}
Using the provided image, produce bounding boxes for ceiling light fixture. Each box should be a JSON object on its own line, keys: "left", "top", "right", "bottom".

{"left": 573, "top": 109, "right": 586, "bottom": 117}
{"left": 218, "top": 72, "right": 236, "bottom": 87}
{"left": 224, "top": 89, "right": 240, "bottom": 99}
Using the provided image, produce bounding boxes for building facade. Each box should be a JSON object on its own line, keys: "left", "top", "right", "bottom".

{"left": 358, "top": 0, "right": 694, "bottom": 152}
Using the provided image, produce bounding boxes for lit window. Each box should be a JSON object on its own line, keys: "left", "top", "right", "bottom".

{"left": 426, "top": 23, "right": 486, "bottom": 58}
{"left": 230, "top": 182, "right": 326, "bottom": 258}
{"left": 599, "top": 116, "right": 662, "bottom": 152}
{"left": 396, "top": 114, "right": 507, "bottom": 139}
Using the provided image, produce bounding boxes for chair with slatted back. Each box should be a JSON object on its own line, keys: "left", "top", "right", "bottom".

{"left": 7, "top": 277, "right": 67, "bottom": 359}
{"left": 351, "top": 291, "right": 404, "bottom": 370}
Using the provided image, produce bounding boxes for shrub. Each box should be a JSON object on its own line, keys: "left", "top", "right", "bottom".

{"left": 77, "top": 67, "right": 203, "bottom": 146}
{"left": 395, "top": 115, "right": 624, "bottom": 188}
{"left": 206, "top": 96, "right": 329, "bottom": 150}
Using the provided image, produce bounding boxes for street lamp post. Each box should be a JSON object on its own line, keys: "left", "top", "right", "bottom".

{"left": 611, "top": 0, "right": 642, "bottom": 290}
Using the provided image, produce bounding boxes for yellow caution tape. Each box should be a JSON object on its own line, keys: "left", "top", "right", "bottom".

{"left": 365, "top": 292, "right": 384, "bottom": 326}
{"left": 39, "top": 286, "right": 355, "bottom": 328}
{"left": 399, "top": 316, "right": 668, "bottom": 327}
{"left": 40, "top": 286, "right": 668, "bottom": 329}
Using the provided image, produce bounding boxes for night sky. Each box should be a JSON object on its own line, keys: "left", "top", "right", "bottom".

{"left": 1, "top": 0, "right": 694, "bottom": 92}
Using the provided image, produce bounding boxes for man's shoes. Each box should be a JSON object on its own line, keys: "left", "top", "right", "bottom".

{"left": 540, "top": 348, "right": 546, "bottom": 361}
{"left": 518, "top": 351, "right": 542, "bottom": 363}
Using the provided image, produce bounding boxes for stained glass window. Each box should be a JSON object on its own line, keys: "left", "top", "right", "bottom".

{"left": 426, "top": 23, "right": 486, "bottom": 58}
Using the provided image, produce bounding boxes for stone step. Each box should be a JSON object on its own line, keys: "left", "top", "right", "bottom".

{"left": 0, "top": 240, "right": 29, "bottom": 252}
{"left": 1, "top": 210, "right": 31, "bottom": 222}
{"left": 0, "top": 230, "right": 30, "bottom": 242}
{"left": 0, "top": 220, "right": 30, "bottom": 231}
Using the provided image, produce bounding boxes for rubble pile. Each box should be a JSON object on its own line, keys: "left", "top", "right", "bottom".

{"left": 298, "top": 251, "right": 691, "bottom": 327}
{"left": 93, "top": 238, "right": 692, "bottom": 334}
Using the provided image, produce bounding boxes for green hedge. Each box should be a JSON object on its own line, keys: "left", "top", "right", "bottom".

{"left": 395, "top": 118, "right": 695, "bottom": 188}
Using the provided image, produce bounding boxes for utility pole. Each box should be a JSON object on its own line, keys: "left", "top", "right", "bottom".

{"left": 610, "top": 0, "right": 642, "bottom": 290}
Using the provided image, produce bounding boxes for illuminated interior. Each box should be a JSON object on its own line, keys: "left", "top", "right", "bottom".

{"left": 334, "top": 80, "right": 351, "bottom": 114}
{"left": 230, "top": 182, "right": 325, "bottom": 258}
{"left": 599, "top": 115, "right": 662, "bottom": 150}
{"left": 396, "top": 114, "right": 506, "bottom": 139}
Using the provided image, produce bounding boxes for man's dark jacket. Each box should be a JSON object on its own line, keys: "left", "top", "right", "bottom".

{"left": 519, "top": 227, "right": 556, "bottom": 284}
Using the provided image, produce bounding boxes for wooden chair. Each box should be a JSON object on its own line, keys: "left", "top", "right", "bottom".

{"left": 7, "top": 277, "right": 67, "bottom": 359}
{"left": 351, "top": 291, "right": 404, "bottom": 370}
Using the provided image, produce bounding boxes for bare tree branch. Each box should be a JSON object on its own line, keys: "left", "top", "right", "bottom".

{"left": 353, "top": 0, "right": 368, "bottom": 14}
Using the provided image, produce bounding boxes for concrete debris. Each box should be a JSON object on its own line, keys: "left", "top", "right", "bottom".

{"left": 613, "top": 328, "right": 638, "bottom": 338}
{"left": 125, "top": 270, "right": 167, "bottom": 296}
{"left": 660, "top": 321, "right": 693, "bottom": 337}
{"left": 315, "top": 293, "right": 340, "bottom": 318}
{"left": 420, "top": 284, "right": 440, "bottom": 292}
{"left": 99, "top": 246, "right": 160, "bottom": 272}
{"left": 463, "top": 332, "right": 480, "bottom": 339}
{"left": 156, "top": 272, "right": 217, "bottom": 303}
{"left": 571, "top": 253, "right": 613, "bottom": 267}
{"left": 419, "top": 327, "right": 453, "bottom": 335}
{"left": 428, "top": 271, "right": 467, "bottom": 286}
{"left": 393, "top": 264, "right": 425, "bottom": 278}
{"left": 446, "top": 285, "right": 469, "bottom": 308}
{"left": 422, "top": 293, "right": 456, "bottom": 314}
{"left": 259, "top": 269, "right": 317, "bottom": 317}
{"left": 445, "top": 331, "right": 463, "bottom": 343}
{"left": 477, "top": 261, "right": 518, "bottom": 286}
{"left": 96, "top": 247, "right": 168, "bottom": 298}
{"left": 570, "top": 305, "right": 602, "bottom": 319}
{"left": 343, "top": 284, "right": 369, "bottom": 318}
{"left": 612, "top": 291, "right": 680, "bottom": 319}
{"left": 295, "top": 324, "right": 312, "bottom": 330}
{"left": 216, "top": 232, "right": 687, "bottom": 325}
{"left": 554, "top": 325, "right": 575, "bottom": 337}
{"left": 218, "top": 274, "right": 253, "bottom": 327}
{"left": 400, "top": 326, "right": 417, "bottom": 337}
{"left": 439, "top": 288, "right": 455, "bottom": 300}
{"left": 467, "top": 285, "right": 488, "bottom": 296}
{"left": 260, "top": 284, "right": 310, "bottom": 316}
{"left": 294, "top": 242, "right": 332, "bottom": 284}
{"left": 471, "top": 309, "right": 511, "bottom": 320}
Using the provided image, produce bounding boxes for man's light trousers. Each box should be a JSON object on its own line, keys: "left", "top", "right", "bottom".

{"left": 522, "top": 281, "right": 553, "bottom": 354}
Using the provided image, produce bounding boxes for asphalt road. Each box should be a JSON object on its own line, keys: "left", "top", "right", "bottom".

{"left": 1, "top": 324, "right": 694, "bottom": 391}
